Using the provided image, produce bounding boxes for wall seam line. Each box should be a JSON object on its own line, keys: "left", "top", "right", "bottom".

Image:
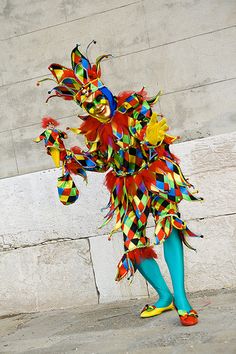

{"left": 162, "top": 77, "right": 236, "bottom": 96}
{"left": 88, "top": 238, "right": 100, "bottom": 304}
{"left": 113, "top": 24, "right": 236, "bottom": 59}
{"left": 0, "top": 26, "right": 236, "bottom": 89}
{"left": 0, "top": 1, "right": 141, "bottom": 42}
{"left": 10, "top": 130, "right": 19, "bottom": 175}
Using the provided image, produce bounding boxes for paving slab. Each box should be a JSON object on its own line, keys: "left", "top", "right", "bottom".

{"left": 0, "top": 289, "right": 235, "bottom": 354}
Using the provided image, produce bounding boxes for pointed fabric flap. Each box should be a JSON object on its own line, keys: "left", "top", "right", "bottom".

{"left": 47, "top": 86, "right": 75, "bottom": 102}
{"left": 146, "top": 90, "right": 162, "bottom": 106}
{"left": 60, "top": 77, "right": 82, "bottom": 92}
{"left": 71, "top": 44, "right": 92, "bottom": 85}
{"left": 48, "top": 63, "right": 76, "bottom": 84}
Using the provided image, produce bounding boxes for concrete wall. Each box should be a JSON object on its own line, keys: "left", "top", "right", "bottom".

{"left": 0, "top": 132, "right": 236, "bottom": 316}
{"left": 0, "top": 0, "right": 236, "bottom": 315}
{"left": 0, "top": 0, "right": 236, "bottom": 178}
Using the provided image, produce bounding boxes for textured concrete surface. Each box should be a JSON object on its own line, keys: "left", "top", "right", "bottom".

{"left": 0, "top": 2, "right": 148, "bottom": 85}
{"left": 0, "top": 240, "right": 98, "bottom": 316}
{"left": 0, "top": 1, "right": 235, "bottom": 177}
{"left": 160, "top": 79, "right": 236, "bottom": 140}
{"left": 0, "top": 289, "right": 235, "bottom": 354}
{"left": 0, "top": 132, "right": 235, "bottom": 315}
{"left": 0, "top": 132, "right": 234, "bottom": 244}
{"left": 90, "top": 232, "right": 149, "bottom": 303}
{"left": 0, "top": 170, "right": 111, "bottom": 242}
{"left": 143, "top": 0, "right": 236, "bottom": 46}
{"left": 0, "top": 0, "right": 135, "bottom": 40}
{"left": 0, "top": 130, "right": 18, "bottom": 177}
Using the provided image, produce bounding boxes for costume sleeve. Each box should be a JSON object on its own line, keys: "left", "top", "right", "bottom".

{"left": 117, "top": 92, "right": 170, "bottom": 147}
{"left": 59, "top": 130, "right": 68, "bottom": 139}
{"left": 69, "top": 148, "right": 109, "bottom": 173}
{"left": 86, "top": 151, "right": 110, "bottom": 173}
{"left": 33, "top": 132, "right": 46, "bottom": 143}
{"left": 67, "top": 127, "right": 109, "bottom": 173}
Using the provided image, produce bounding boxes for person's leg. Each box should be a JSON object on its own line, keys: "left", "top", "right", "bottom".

{"left": 163, "top": 227, "right": 191, "bottom": 312}
{"left": 120, "top": 205, "right": 172, "bottom": 309}
{"left": 136, "top": 258, "right": 173, "bottom": 308}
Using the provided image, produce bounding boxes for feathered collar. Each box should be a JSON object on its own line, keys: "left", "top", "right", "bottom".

{"left": 78, "top": 91, "right": 141, "bottom": 153}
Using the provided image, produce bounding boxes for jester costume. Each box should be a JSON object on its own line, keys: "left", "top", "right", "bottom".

{"left": 35, "top": 44, "right": 203, "bottom": 325}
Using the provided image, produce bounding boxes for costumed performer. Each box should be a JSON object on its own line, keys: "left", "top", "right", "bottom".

{"left": 35, "top": 43, "right": 203, "bottom": 326}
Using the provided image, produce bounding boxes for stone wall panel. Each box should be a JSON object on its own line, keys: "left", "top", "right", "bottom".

{"left": 143, "top": 0, "right": 236, "bottom": 47}
{"left": 0, "top": 0, "right": 66, "bottom": 40}
{"left": 0, "top": 2, "right": 148, "bottom": 86}
{"left": 103, "top": 27, "right": 236, "bottom": 95}
{"left": 0, "top": 170, "right": 110, "bottom": 245}
{"left": 64, "top": 0, "right": 138, "bottom": 21}
{"left": 0, "top": 131, "right": 18, "bottom": 178}
{"left": 160, "top": 79, "right": 236, "bottom": 141}
{"left": 0, "top": 239, "right": 98, "bottom": 316}
{"left": 89, "top": 232, "right": 149, "bottom": 303}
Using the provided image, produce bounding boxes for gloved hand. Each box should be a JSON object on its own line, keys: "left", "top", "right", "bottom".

{"left": 145, "top": 113, "right": 169, "bottom": 145}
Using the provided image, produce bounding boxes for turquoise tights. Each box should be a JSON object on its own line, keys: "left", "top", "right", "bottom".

{"left": 136, "top": 228, "right": 191, "bottom": 312}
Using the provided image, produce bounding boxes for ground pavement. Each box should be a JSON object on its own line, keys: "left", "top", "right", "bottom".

{"left": 0, "top": 289, "right": 235, "bottom": 354}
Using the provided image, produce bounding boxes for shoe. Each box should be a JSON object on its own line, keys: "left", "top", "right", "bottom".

{"left": 140, "top": 302, "right": 174, "bottom": 318}
{"left": 174, "top": 304, "right": 198, "bottom": 326}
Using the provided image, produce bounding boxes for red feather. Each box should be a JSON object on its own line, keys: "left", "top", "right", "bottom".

{"left": 170, "top": 153, "right": 180, "bottom": 164}
{"left": 128, "top": 247, "right": 157, "bottom": 265}
{"left": 117, "top": 89, "right": 148, "bottom": 106}
{"left": 71, "top": 146, "right": 82, "bottom": 154}
{"left": 66, "top": 159, "right": 81, "bottom": 175}
{"left": 104, "top": 171, "right": 116, "bottom": 191}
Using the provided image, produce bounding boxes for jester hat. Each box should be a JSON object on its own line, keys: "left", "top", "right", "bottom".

{"left": 43, "top": 44, "right": 117, "bottom": 117}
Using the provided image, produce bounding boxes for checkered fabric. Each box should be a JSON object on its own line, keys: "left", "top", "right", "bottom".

{"left": 102, "top": 134, "right": 203, "bottom": 280}
{"left": 57, "top": 173, "right": 79, "bottom": 205}
{"left": 116, "top": 253, "right": 135, "bottom": 281}
{"left": 71, "top": 45, "right": 92, "bottom": 85}
{"left": 113, "top": 146, "right": 147, "bottom": 175}
{"left": 118, "top": 91, "right": 161, "bottom": 122}
{"left": 45, "top": 45, "right": 111, "bottom": 105}
{"left": 112, "top": 180, "right": 202, "bottom": 280}
{"left": 34, "top": 129, "right": 67, "bottom": 150}
{"left": 67, "top": 106, "right": 203, "bottom": 280}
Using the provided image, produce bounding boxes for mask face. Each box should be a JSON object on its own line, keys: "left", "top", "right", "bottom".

{"left": 81, "top": 90, "right": 112, "bottom": 123}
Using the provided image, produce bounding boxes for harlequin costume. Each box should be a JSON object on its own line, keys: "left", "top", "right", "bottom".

{"left": 35, "top": 44, "right": 203, "bottom": 325}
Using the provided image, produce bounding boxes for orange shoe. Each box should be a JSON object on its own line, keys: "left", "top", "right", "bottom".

{"left": 176, "top": 308, "right": 198, "bottom": 326}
